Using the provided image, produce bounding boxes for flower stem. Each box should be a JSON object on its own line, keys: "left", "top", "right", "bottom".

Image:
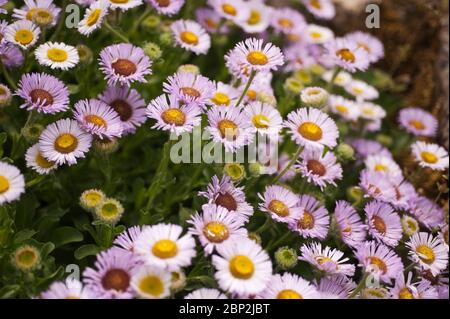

{"left": 272, "top": 146, "right": 304, "bottom": 184}
{"left": 326, "top": 66, "right": 341, "bottom": 93}
{"left": 104, "top": 21, "right": 130, "bottom": 43}
{"left": 349, "top": 272, "right": 368, "bottom": 299}
{"left": 1, "top": 62, "right": 17, "bottom": 90}
{"left": 234, "top": 70, "right": 256, "bottom": 108}
{"left": 266, "top": 231, "right": 291, "bottom": 251}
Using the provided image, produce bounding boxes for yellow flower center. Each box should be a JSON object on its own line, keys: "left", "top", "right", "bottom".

{"left": 268, "top": 199, "right": 290, "bottom": 217}
{"left": 229, "top": 255, "right": 254, "bottom": 279}
{"left": 409, "top": 120, "right": 425, "bottom": 130}
{"left": 416, "top": 245, "right": 435, "bottom": 264}
{"left": 247, "top": 10, "right": 261, "bottom": 25}
{"left": 110, "top": 0, "right": 130, "bottom": 4}
{"left": 310, "top": 0, "right": 322, "bottom": 9}
{"left": 278, "top": 18, "right": 293, "bottom": 28}
{"left": 181, "top": 87, "right": 201, "bottom": 98}
{"left": 298, "top": 211, "right": 315, "bottom": 229}
{"left": 138, "top": 275, "right": 164, "bottom": 297}
{"left": 15, "top": 247, "right": 39, "bottom": 270}
{"left": 0, "top": 176, "right": 10, "bottom": 194}
{"left": 152, "top": 239, "right": 178, "bottom": 259}
{"left": 47, "top": 48, "right": 68, "bottom": 62}
{"left": 54, "top": 133, "right": 78, "bottom": 154}
{"left": 368, "top": 256, "right": 387, "bottom": 274}
{"left": 86, "top": 9, "right": 102, "bottom": 26}
{"left": 100, "top": 203, "right": 119, "bottom": 219}
{"left": 218, "top": 119, "right": 239, "bottom": 140}
{"left": 203, "top": 222, "right": 230, "bottom": 243}
{"left": 277, "top": 289, "right": 303, "bottom": 299}
{"left": 247, "top": 51, "right": 269, "bottom": 66}
{"left": 161, "top": 108, "right": 186, "bottom": 126}
{"left": 310, "top": 31, "right": 323, "bottom": 39}
{"left": 26, "top": 8, "right": 37, "bottom": 20}
{"left": 211, "top": 92, "right": 230, "bottom": 106}
{"left": 372, "top": 216, "right": 387, "bottom": 234}
{"left": 252, "top": 114, "right": 269, "bottom": 129}
{"left": 180, "top": 31, "right": 199, "bottom": 45}
{"left": 352, "top": 87, "right": 364, "bottom": 95}
{"left": 222, "top": 4, "right": 237, "bottom": 16}
{"left": 247, "top": 90, "right": 257, "bottom": 101}
{"left": 15, "top": 29, "right": 34, "bottom": 45}
{"left": 298, "top": 122, "right": 323, "bottom": 141}
{"left": 399, "top": 288, "right": 414, "bottom": 299}
{"left": 35, "top": 152, "right": 55, "bottom": 169}
{"left": 374, "top": 163, "right": 388, "bottom": 172}
{"left": 421, "top": 151, "right": 438, "bottom": 164}
{"left": 336, "top": 48, "right": 355, "bottom": 63}
{"left": 205, "top": 18, "right": 218, "bottom": 29}
{"left": 335, "top": 105, "right": 349, "bottom": 114}
{"left": 84, "top": 192, "right": 103, "bottom": 206}
{"left": 85, "top": 114, "right": 107, "bottom": 127}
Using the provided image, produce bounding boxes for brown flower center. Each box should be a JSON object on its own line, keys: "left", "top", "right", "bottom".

{"left": 111, "top": 59, "right": 137, "bottom": 76}
{"left": 307, "top": 159, "right": 326, "bottom": 176}
{"left": 101, "top": 269, "right": 130, "bottom": 292}
{"left": 30, "top": 89, "right": 53, "bottom": 106}
{"left": 215, "top": 192, "right": 238, "bottom": 211}
{"left": 110, "top": 99, "right": 133, "bottom": 121}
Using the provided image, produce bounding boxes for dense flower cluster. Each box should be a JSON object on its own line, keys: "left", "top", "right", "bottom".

{"left": 0, "top": 0, "right": 448, "bottom": 300}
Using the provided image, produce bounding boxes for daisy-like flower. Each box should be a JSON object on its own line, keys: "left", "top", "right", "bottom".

{"left": 270, "top": 7, "right": 306, "bottom": 35}
{"left": 350, "top": 138, "right": 392, "bottom": 160}
{"left": 94, "top": 198, "right": 124, "bottom": 225}
{"left": 334, "top": 200, "right": 367, "bottom": 248}
{"left": 225, "top": 38, "right": 284, "bottom": 75}
{"left": 79, "top": 188, "right": 105, "bottom": 212}
{"left": 388, "top": 174, "right": 417, "bottom": 210}
{"left": 16, "top": 72, "right": 69, "bottom": 114}
{"left": 106, "top": 0, "right": 142, "bottom": 11}
{"left": 345, "top": 80, "right": 379, "bottom": 101}
{"left": 322, "top": 69, "right": 352, "bottom": 87}
{"left": 13, "top": 0, "right": 61, "bottom": 27}
{"left": 408, "top": 196, "right": 445, "bottom": 230}
{"left": 235, "top": 0, "right": 271, "bottom": 34}
{"left": 390, "top": 272, "right": 438, "bottom": 299}
{"left": 146, "top": 94, "right": 202, "bottom": 136}
{"left": 0, "top": 42, "right": 25, "bottom": 68}
{"left": 98, "top": 86, "right": 147, "bottom": 135}
{"left": 324, "top": 38, "right": 370, "bottom": 72}
{"left": 5, "top": 20, "right": 40, "bottom": 49}
{"left": 206, "top": 106, "right": 254, "bottom": 153}
{"left": 134, "top": 223, "right": 196, "bottom": 271}
{"left": 299, "top": 242, "right": 355, "bottom": 277}
{"left": 406, "top": 232, "right": 448, "bottom": 276}
{"left": 39, "top": 119, "right": 92, "bottom": 166}
{"left": 99, "top": 43, "right": 152, "bottom": 86}
{"left": 359, "top": 169, "right": 396, "bottom": 203}
{"left": 25, "top": 143, "right": 58, "bottom": 175}
{"left": 364, "top": 154, "right": 401, "bottom": 177}
{"left": 212, "top": 238, "right": 272, "bottom": 296}
{"left": 289, "top": 194, "right": 330, "bottom": 240}
{"left": 131, "top": 266, "right": 171, "bottom": 299}
{"left": 329, "top": 95, "right": 360, "bottom": 121}
{"left": 345, "top": 31, "right": 384, "bottom": 63}
{"left": 209, "top": 81, "right": 240, "bottom": 107}
{"left": 208, "top": 0, "right": 250, "bottom": 23}
{"left": 306, "top": 24, "right": 334, "bottom": 45}
{"left": 148, "top": 0, "right": 184, "bottom": 16}
{"left": 77, "top": 0, "right": 110, "bottom": 36}
{"left": 199, "top": 175, "right": 254, "bottom": 223}
{"left": 316, "top": 276, "right": 356, "bottom": 299}
{"left": 163, "top": 72, "right": 215, "bottom": 108}
{"left": 83, "top": 248, "right": 140, "bottom": 299}
{"left": 171, "top": 19, "right": 211, "bottom": 55}
{"left": 411, "top": 141, "right": 449, "bottom": 171}
{"left": 0, "top": 162, "right": 25, "bottom": 205}
{"left": 365, "top": 201, "right": 402, "bottom": 247}
{"left": 195, "top": 7, "right": 227, "bottom": 34}
{"left": 258, "top": 273, "right": 318, "bottom": 299}
{"left": 284, "top": 107, "right": 339, "bottom": 150}
{"left": 355, "top": 241, "right": 404, "bottom": 283}
{"left": 0, "top": 0, "right": 6, "bottom": 14}
{"left": 244, "top": 101, "right": 282, "bottom": 136}
{"left": 185, "top": 288, "right": 228, "bottom": 299}
{"left": 302, "top": 0, "right": 335, "bottom": 20}
{"left": 258, "top": 185, "right": 302, "bottom": 224}
{"left": 114, "top": 225, "right": 142, "bottom": 252}
{"left": 40, "top": 279, "right": 93, "bottom": 299}
{"left": 401, "top": 215, "right": 420, "bottom": 237}
{"left": 300, "top": 87, "right": 329, "bottom": 108}
{"left": 0, "top": 83, "right": 11, "bottom": 107}
{"left": 295, "top": 148, "right": 343, "bottom": 190}
{"left": 284, "top": 44, "right": 316, "bottom": 72}
{"left": 358, "top": 102, "right": 386, "bottom": 122}
{"left": 188, "top": 204, "right": 247, "bottom": 255}
{"left": 398, "top": 107, "right": 438, "bottom": 137}
{"left": 35, "top": 42, "right": 79, "bottom": 70}
{"left": 73, "top": 99, "right": 123, "bottom": 139}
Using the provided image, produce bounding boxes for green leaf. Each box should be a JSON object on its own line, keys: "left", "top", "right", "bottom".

{"left": 50, "top": 227, "right": 84, "bottom": 248}
{"left": 0, "top": 285, "right": 21, "bottom": 299}
{"left": 12, "top": 229, "right": 37, "bottom": 245}
{"left": 74, "top": 244, "right": 101, "bottom": 260}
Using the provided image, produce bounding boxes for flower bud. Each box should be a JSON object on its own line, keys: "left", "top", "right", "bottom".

{"left": 143, "top": 42, "right": 162, "bottom": 60}
{"left": 300, "top": 86, "right": 329, "bottom": 108}
{"left": 224, "top": 163, "right": 246, "bottom": 182}
{"left": 284, "top": 77, "right": 303, "bottom": 95}
{"left": 336, "top": 143, "right": 355, "bottom": 162}
{"left": 274, "top": 246, "right": 298, "bottom": 270}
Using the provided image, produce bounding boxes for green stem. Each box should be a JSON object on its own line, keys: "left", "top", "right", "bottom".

{"left": 235, "top": 70, "right": 256, "bottom": 108}
{"left": 349, "top": 272, "right": 368, "bottom": 299}
{"left": 1, "top": 62, "right": 17, "bottom": 90}
{"left": 11, "top": 111, "right": 34, "bottom": 159}
{"left": 326, "top": 67, "right": 341, "bottom": 93}
{"left": 49, "top": 0, "right": 67, "bottom": 42}
{"left": 255, "top": 215, "right": 272, "bottom": 234}
{"left": 403, "top": 262, "right": 417, "bottom": 274}
{"left": 104, "top": 21, "right": 130, "bottom": 43}
{"left": 266, "top": 231, "right": 291, "bottom": 251}
{"left": 272, "top": 146, "right": 304, "bottom": 184}
{"left": 131, "top": 7, "right": 152, "bottom": 35}
{"left": 25, "top": 175, "right": 46, "bottom": 188}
